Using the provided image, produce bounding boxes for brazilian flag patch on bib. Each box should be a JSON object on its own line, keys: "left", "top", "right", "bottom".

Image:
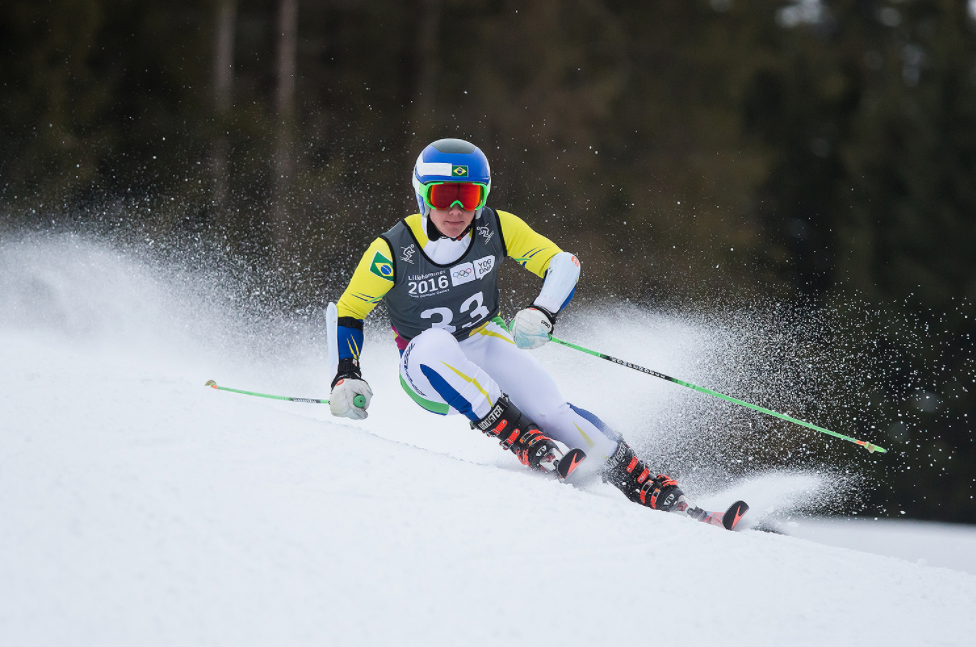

{"left": 369, "top": 250, "right": 394, "bottom": 280}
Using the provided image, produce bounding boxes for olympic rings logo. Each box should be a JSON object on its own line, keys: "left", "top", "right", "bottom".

{"left": 453, "top": 268, "right": 473, "bottom": 278}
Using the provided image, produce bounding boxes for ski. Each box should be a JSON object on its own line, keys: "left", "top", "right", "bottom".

{"left": 555, "top": 448, "right": 587, "bottom": 479}
{"left": 685, "top": 500, "right": 749, "bottom": 531}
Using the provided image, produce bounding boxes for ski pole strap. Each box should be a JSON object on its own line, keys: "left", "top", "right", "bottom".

{"left": 204, "top": 379, "right": 368, "bottom": 406}
{"left": 547, "top": 336, "right": 886, "bottom": 454}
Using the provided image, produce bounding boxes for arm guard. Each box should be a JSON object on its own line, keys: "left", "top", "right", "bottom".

{"left": 533, "top": 251, "right": 580, "bottom": 313}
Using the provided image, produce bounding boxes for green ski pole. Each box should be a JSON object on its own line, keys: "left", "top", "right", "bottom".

{"left": 205, "top": 380, "right": 365, "bottom": 408}
{"left": 547, "top": 336, "right": 886, "bottom": 454}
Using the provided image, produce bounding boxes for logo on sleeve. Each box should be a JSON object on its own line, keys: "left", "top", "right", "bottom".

{"left": 369, "top": 250, "right": 395, "bottom": 281}
{"left": 450, "top": 262, "right": 476, "bottom": 286}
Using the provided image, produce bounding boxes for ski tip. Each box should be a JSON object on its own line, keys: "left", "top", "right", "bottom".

{"left": 557, "top": 448, "right": 587, "bottom": 479}
{"left": 205, "top": 380, "right": 217, "bottom": 388}
{"left": 722, "top": 500, "right": 749, "bottom": 531}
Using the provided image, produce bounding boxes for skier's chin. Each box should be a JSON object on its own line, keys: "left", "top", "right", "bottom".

{"left": 430, "top": 208, "right": 475, "bottom": 239}
{"left": 441, "top": 223, "right": 467, "bottom": 237}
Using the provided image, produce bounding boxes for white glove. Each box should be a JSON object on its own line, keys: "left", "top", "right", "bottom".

{"left": 330, "top": 377, "right": 373, "bottom": 420}
{"left": 511, "top": 307, "right": 556, "bottom": 350}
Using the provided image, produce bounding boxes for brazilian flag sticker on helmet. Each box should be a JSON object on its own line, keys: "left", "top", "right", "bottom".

{"left": 369, "top": 250, "right": 394, "bottom": 281}
{"left": 452, "top": 165, "right": 468, "bottom": 177}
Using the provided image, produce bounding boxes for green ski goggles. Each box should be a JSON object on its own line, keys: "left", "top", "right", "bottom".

{"left": 418, "top": 181, "right": 489, "bottom": 211}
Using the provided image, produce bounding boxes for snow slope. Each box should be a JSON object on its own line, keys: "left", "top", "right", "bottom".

{"left": 2, "top": 235, "right": 975, "bottom": 646}
{"left": 782, "top": 517, "right": 976, "bottom": 575}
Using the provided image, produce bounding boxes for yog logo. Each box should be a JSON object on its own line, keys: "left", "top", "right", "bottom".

{"left": 472, "top": 255, "right": 494, "bottom": 279}
{"left": 451, "top": 256, "right": 495, "bottom": 286}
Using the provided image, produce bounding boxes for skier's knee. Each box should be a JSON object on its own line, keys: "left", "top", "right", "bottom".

{"left": 410, "top": 327, "right": 458, "bottom": 352}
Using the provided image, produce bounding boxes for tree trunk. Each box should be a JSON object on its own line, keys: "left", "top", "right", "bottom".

{"left": 408, "top": 0, "right": 443, "bottom": 159}
{"left": 212, "top": 0, "right": 236, "bottom": 216}
{"left": 273, "top": 0, "right": 298, "bottom": 248}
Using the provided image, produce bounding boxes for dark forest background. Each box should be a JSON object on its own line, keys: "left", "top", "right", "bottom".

{"left": 2, "top": 0, "right": 975, "bottom": 523}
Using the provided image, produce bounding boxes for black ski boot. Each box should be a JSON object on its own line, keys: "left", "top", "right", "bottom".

{"left": 472, "top": 394, "right": 586, "bottom": 479}
{"left": 604, "top": 442, "right": 750, "bottom": 529}
{"left": 603, "top": 441, "right": 689, "bottom": 513}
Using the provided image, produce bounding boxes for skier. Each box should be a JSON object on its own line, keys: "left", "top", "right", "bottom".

{"left": 328, "top": 138, "right": 698, "bottom": 519}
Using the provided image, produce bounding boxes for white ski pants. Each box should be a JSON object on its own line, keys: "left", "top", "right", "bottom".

{"left": 398, "top": 318, "right": 621, "bottom": 460}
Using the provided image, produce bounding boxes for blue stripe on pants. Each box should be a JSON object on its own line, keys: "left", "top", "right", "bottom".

{"left": 420, "top": 364, "right": 479, "bottom": 422}
{"left": 569, "top": 403, "right": 623, "bottom": 443}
